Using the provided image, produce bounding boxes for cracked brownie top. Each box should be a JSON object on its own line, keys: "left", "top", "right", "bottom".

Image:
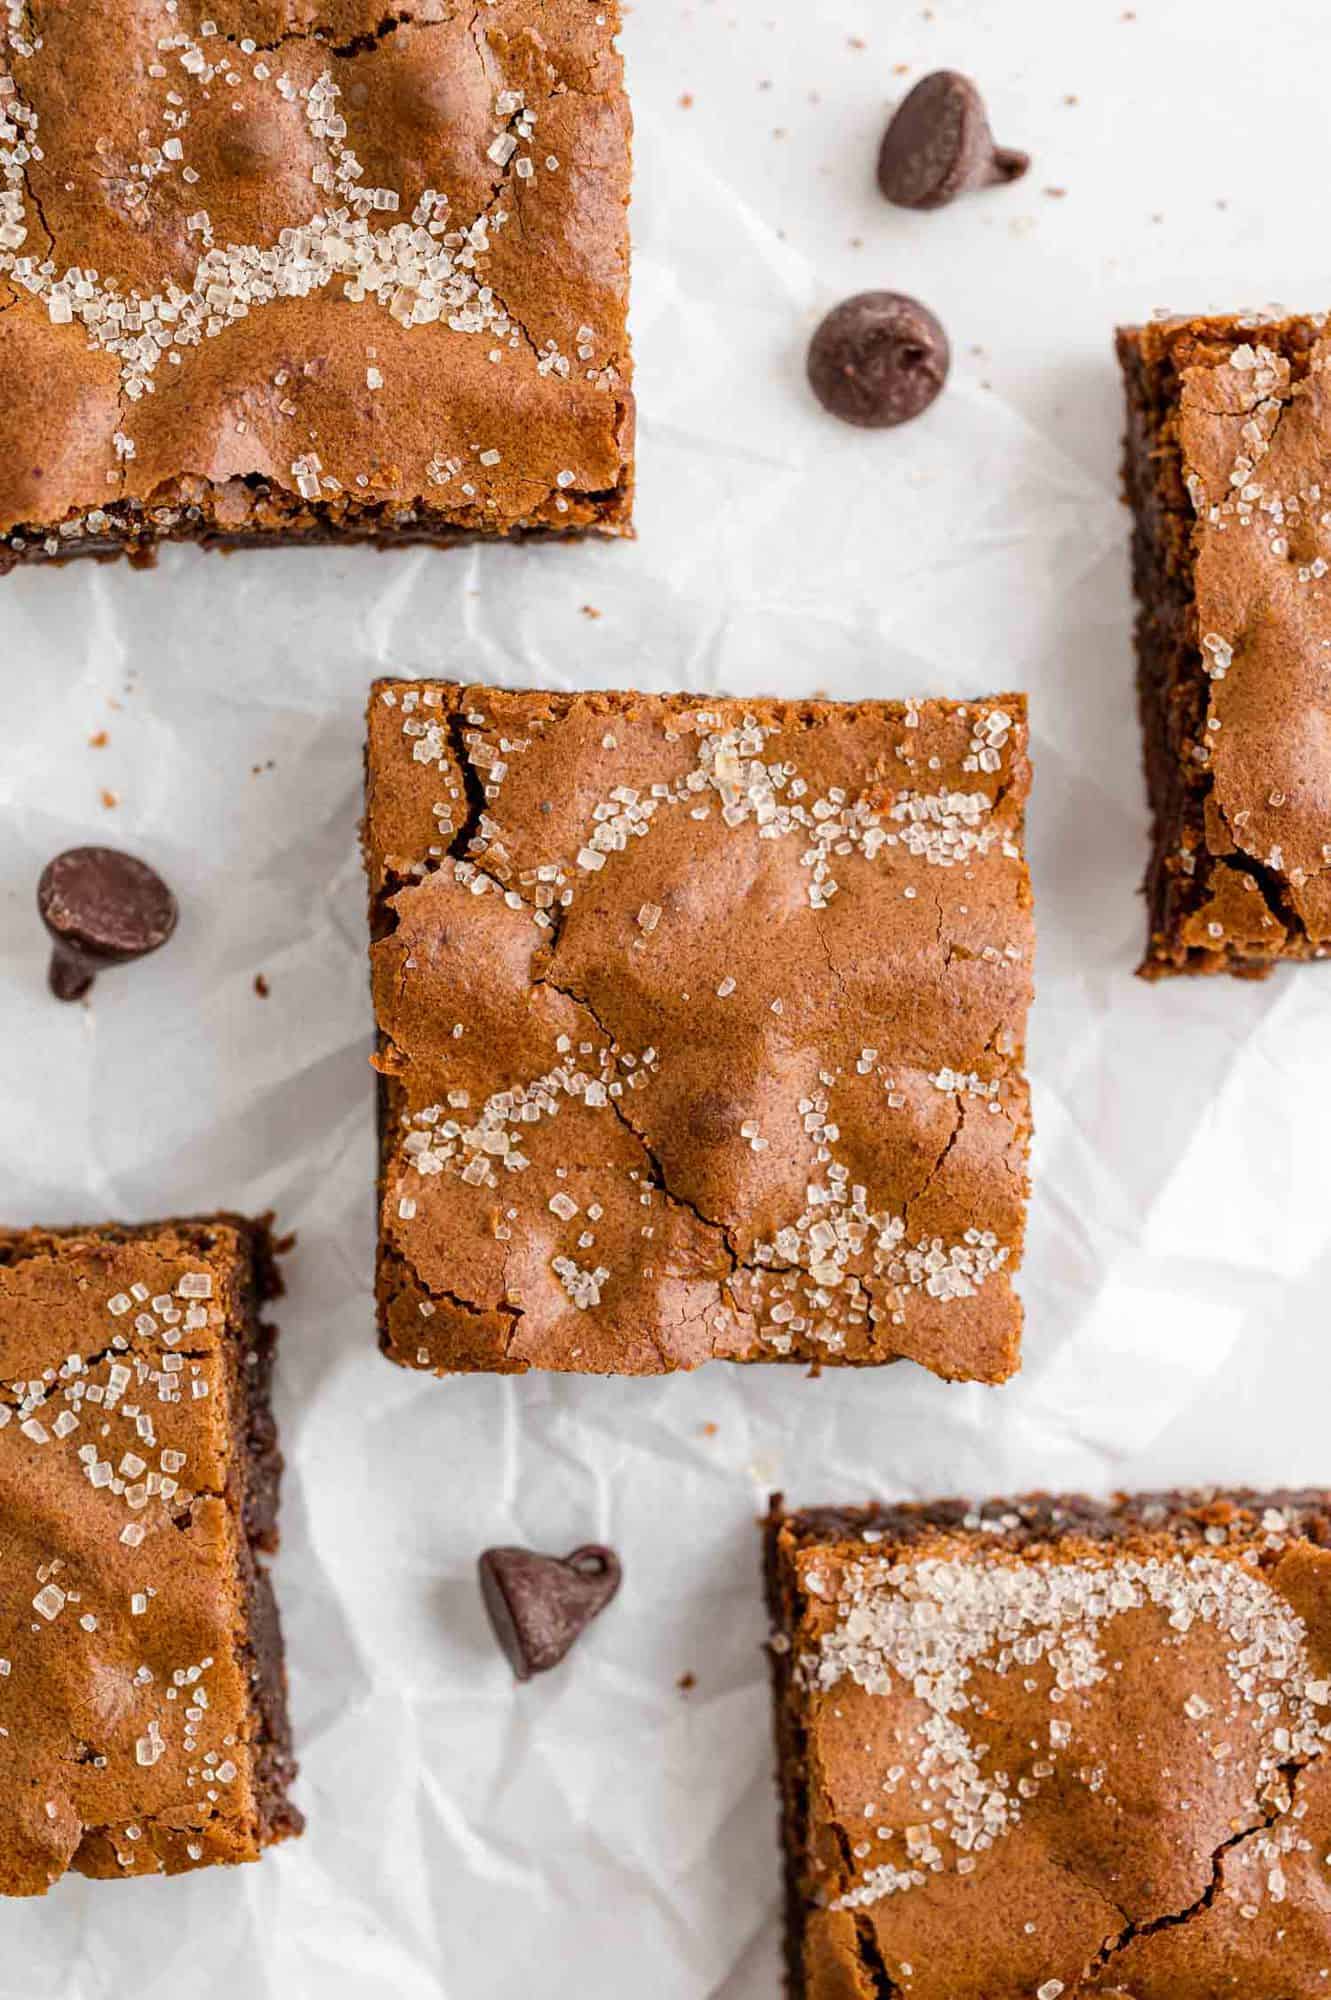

{"left": 768, "top": 1489, "right": 1331, "bottom": 2000}
{"left": 0, "top": 1218, "right": 298, "bottom": 1897}
{"left": 1121, "top": 312, "right": 1331, "bottom": 974}
{"left": 364, "top": 679, "right": 1033, "bottom": 1381}
{"left": 0, "top": 0, "right": 632, "bottom": 562}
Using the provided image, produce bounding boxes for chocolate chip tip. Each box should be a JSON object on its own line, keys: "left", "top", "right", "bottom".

{"left": 878, "top": 70, "right": 1029, "bottom": 211}
{"left": 988, "top": 144, "right": 1031, "bottom": 186}
{"left": 478, "top": 1542, "right": 623, "bottom": 1683}
{"left": 36, "top": 845, "right": 178, "bottom": 1002}
{"left": 47, "top": 942, "right": 95, "bottom": 1004}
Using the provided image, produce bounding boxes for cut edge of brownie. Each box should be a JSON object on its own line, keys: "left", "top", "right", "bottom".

{"left": 229, "top": 1218, "right": 304, "bottom": 1855}
{"left": 1117, "top": 313, "right": 1324, "bottom": 979}
{"left": 0, "top": 1213, "right": 303, "bottom": 1871}
{"left": 0, "top": 477, "right": 635, "bottom": 577}
{"left": 766, "top": 1485, "right": 1331, "bottom": 1559}
{"left": 764, "top": 1497, "right": 819, "bottom": 2000}
{"left": 763, "top": 1486, "right": 1331, "bottom": 1997}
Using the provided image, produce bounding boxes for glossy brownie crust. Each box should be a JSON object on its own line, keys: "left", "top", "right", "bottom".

{"left": 0, "top": 2, "right": 632, "bottom": 570}
{"left": 364, "top": 679, "right": 1034, "bottom": 1383}
{"left": 767, "top": 1488, "right": 1331, "bottom": 2000}
{"left": 0, "top": 1215, "right": 301, "bottom": 1896}
{"left": 1119, "top": 313, "right": 1331, "bottom": 977}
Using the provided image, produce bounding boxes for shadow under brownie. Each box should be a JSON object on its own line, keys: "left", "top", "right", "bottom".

{"left": 767, "top": 1488, "right": 1331, "bottom": 1999}
{"left": 1119, "top": 311, "right": 1331, "bottom": 977}
{"left": 0, "top": 1215, "right": 301, "bottom": 1896}
{"left": 364, "top": 680, "right": 1034, "bottom": 1382}
{"left": 0, "top": 1, "right": 633, "bottom": 570}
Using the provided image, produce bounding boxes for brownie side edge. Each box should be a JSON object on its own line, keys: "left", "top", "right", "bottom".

{"left": 770, "top": 1485, "right": 1331, "bottom": 1558}
{"left": 0, "top": 442, "right": 636, "bottom": 576}
{"left": 232, "top": 1216, "right": 303, "bottom": 1850}
{"left": 764, "top": 1498, "right": 813, "bottom": 2000}
{"left": 1117, "top": 322, "right": 1210, "bottom": 979}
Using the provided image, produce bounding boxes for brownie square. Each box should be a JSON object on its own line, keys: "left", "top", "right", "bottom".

{"left": 766, "top": 1488, "right": 1331, "bottom": 2000}
{"left": 0, "top": 1216, "right": 301, "bottom": 1896}
{"left": 0, "top": 2, "right": 632, "bottom": 570}
{"left": 365, "top": 680, "right": 1034, "bottom": 1381}
{"left": 1119, "top": 312, "right": 1331, "bottom": 977}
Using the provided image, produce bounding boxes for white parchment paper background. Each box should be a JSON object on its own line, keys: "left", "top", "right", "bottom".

{"left": 4, "top": 0, "right": 1331, "bottom": 1991}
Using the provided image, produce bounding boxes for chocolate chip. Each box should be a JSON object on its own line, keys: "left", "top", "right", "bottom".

{"left": 878, "top": 71, "right": 1029, "bottom": 210}
{"left": 478, "top": 1544, "right": 622, "bottom": 1681}
{"left": 807, "top": 292, "right": 950, "bottom": 429}
{"left": 37, "top": 847, "right": 178, "bottom": 1002}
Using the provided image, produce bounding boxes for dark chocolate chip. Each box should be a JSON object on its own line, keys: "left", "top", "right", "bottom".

{"left": 807, "top": 292, "right": 950, "bottom": 429}
{"left": 478, "top": 1544, "right": 622, "bottom": 1681}
{"left": 37, "top": 847, "right": 178, "bottom": 1003}
{"left": 878, "top": 70, "right": 1029, "bottom": 210}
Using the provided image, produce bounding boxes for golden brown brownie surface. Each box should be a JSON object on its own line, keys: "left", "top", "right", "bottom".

{"left": 768, "top": 1489, "right": 1331, "bottom": 1999}
{"left": 0, "top": 1217, "right": 300, "bottom": 1897}
{"left": 366, "top": 681, "right": 1034, "bottom": 1382}
{"left": 0, "top": 2, "right": 633, "bottom": 565}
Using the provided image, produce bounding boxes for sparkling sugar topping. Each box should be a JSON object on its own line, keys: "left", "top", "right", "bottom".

{"left": 809, "top": 1549, "right": 1331, "bottom": 1913}
{"left": 0, "top": 1261, "right": 247, "bottom": 1878}
{"left": 383, "top": 691, "right": 1029, "bottom": 1359}
{"left": 403, "top": 699, "right": 1020, "bottom": 918}
{"left": 0, "top": 27, "right": 569, "bottom": 403}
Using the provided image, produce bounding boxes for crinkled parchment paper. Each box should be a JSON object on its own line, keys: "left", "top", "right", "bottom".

{"left": 5, "top": 1, "right": 1331, "bottom": 1992}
